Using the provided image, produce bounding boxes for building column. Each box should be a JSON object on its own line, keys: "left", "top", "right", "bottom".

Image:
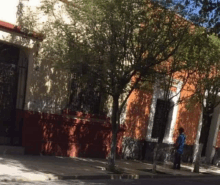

{"left": 16, "top": 48, "right": 28, "bottom": 110}
{"left": 146, "top": 82, "right": 158, "bottom": 142}
{"left": 205, "top": 104, "right": 220, "bottom": 163}
{"left": 24, "top": 42, "right": 40, "bottom": 111}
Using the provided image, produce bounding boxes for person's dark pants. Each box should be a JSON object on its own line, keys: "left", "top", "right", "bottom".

{"left": 173, "top": 152, "right": 182, "bottom": 169}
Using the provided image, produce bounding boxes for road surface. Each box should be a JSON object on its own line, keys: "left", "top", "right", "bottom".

{"left": 1, "top": 177, "right": 220, "bottom": 185}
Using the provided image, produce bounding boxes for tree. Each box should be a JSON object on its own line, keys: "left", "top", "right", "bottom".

{"left": 141, "top": 28, "right": 216, "bottom": 172}
{"left": 21, "top": 0, "right": 209, "bottom": 170}
{"left": 184, "top": 34, "right": 220, "bottom": 171}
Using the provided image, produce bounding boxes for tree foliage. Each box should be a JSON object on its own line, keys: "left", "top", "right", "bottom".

{"left": 158, "top": 0, "right": 220, "bottom": 34}
{"left": 184, "top": 34, "right": 220, "bottom": 157}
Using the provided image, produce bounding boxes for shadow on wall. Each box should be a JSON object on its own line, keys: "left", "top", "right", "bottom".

{"left": 4, "top": 34, "right": 125, "bottom": 159}
{"left": 173, "top": 103, "right": 201, "bottom": 146}
{"left": 122, "top": 90, "right": 152, "bottom": 160}
{"left": 22, "top": 110, "right": 124, "bottom": 159}
{"left": 3, "top": 22, "right": 70, "bottom": 114}
{"left": 27, "top": 56, "right": 70, "bottom": 114}
{"left": 125, "top": 90, "right": 152, "bottom": 140}
{"left": 122, "top": 88, "right": 200, "bottom": 162}
{"left": 216, "top": 131, "right": 220, "bottom": 148}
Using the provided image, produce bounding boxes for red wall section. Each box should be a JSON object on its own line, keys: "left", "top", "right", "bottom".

{"left": 21, "top": 110, "right": 124, "bottom": 158}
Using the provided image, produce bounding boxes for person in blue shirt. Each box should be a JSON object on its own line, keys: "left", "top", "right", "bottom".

{"left": 173, "top": 127, "right": 186, "bottom": 169}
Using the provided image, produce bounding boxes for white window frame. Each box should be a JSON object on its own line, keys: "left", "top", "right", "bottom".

{"left": 146, "top": 79, "right": 183, "bottom": 144}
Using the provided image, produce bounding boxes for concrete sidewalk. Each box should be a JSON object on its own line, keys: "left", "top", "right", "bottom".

{"left": 0, "top": 155, "right": 220, "bottom": 182}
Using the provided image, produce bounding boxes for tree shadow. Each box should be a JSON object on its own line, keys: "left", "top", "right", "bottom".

{"left": 0, "top": 34, "right": 126, "bottom": 159}
{"left": 22, "top": 110, "right": 124, "bottom": 159}
{"left": 122, "top": 89, "right": 152, "bottom": 160}
{"left": 0, "top": 155, "right": 112, "bottom": 181}
{"left": 122, "top": 76, "right": 203, "bottom": 162}
{"left": 172, "top": 101, "right": 201, "bottom": 162}
{"left": 174, "top": 103, "right": 201, "bottom": 146}
{"left": 125, "top": 89, "right": 152, "bottom": 140}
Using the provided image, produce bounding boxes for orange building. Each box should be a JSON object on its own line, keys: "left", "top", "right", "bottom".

{"left": 123, "top": 71, "right": 220, "bottom": 165}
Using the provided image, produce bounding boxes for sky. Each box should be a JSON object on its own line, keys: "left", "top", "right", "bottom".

{"left": 0, "top": 0, "right": 19, "bottom": 25}
{"left": 155, "top": 0, "right": 220, "bottom": 29}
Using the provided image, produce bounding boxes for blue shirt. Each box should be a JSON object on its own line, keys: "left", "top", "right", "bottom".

{"left": 177, "top": 133, "right": 186, "bottom": 154}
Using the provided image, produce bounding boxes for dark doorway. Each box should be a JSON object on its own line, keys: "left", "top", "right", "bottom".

{"left": 200, "top": 101, "right": 214, "bottom": 157}
{"left": 152, "top": 99, "right": 173, "bottom": 141}
{"left": 0, "top": 43, "right": 20, "bottom": 145}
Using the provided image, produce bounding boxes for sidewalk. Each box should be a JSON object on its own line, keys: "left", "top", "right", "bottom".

{"left": 0, "top": 154, "right": 220, "bottom": 182}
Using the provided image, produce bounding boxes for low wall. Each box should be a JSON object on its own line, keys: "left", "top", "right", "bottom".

{"left": 21, "top": 110, "right": 124, "bottom": 158}
{"left": 122, "top": 137, "right": 194, "bottom": 163}
{"left": 212, "top": 148, "right": 220, "bottom": 166}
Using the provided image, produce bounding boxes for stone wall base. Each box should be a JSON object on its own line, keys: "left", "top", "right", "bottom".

{"left": 122, "top": 137, "right": 194, "bottom": 163}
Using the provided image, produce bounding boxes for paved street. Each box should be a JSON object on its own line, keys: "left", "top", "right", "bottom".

{"left": 1, "top": 154, "right": 220, "bottom": 182}
{"left": 1, "top": 177, "right": 220, "bottom": 185}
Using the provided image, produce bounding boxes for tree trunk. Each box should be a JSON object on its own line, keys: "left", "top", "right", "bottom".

{"left": 152, "top": 143, "right": 159, "bottom": 173}
{"left": 193, "top": 143, "right": 203, "bottom": 173}
{"left": 108, "top": 96, "right": 119, "bottom": 170}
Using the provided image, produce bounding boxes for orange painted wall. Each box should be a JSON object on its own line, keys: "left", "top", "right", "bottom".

{"left": 124, "top": 89, "right": 153, "bottom": 140}
{"left": 125, "top": 72, "right": 202, "bottom": 146}
{"left": 173, "top": 84, "right": 201, "bottom": 145}
{"left": 216, "top": 130, "right": 220, "bottom": 148}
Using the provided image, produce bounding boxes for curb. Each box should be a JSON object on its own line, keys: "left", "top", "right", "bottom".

{"left": 58, "top": 174, "right": 144, "bottom": 180}
{"left": 1, "top": 173, "right": 220, "bottom": 182}
{"left": 57, "top": 173, "right": 220, "bottom": 180}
